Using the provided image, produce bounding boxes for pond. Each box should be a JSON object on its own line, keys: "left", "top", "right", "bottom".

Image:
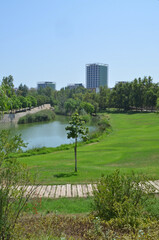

{"left": 0, "top": 115, "right": 96, "bottom": 150}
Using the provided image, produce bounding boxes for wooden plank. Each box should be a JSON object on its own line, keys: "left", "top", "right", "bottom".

{"left": 72, "top": 185, "right": 77, "bottom": 197}
{"left": 77, "top": 185, "right": 83, "bottom": 197}
{"left": 55, "top": 185, "right": 62, "bottom": 198}
{"left": 66, "top": 184, "right": 72, "bottom": 197}
{"left": 149, "top": 181, "right": 159, "bottom": 192}
{"left": 93, "top": 184, "right": 97, "bottom": 191}
{"left": 39, "top": 185, "right": 47, "bottom": 197}
{"left": 33, "top": 185, "right": 43, "bottom": 198}
{"left": 44, "top": 185, "right": 52, "bottom": 198}
{"left": 154, "top": 180, "right": 159, "bottom": 190}
{"left": 87, "top": 184, "right": 93, "bottom": 196}
{"left": 61, "top": 185, "right": 66, "bottom": 197}
{"left": 82, "top": 185, "right": 88, "bottom": 197}
{"left": 49, "top": 185, "right": 56, "bottom": 198}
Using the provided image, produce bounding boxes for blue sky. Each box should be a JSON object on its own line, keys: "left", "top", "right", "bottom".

{"left": 0, "top": 0, "right": 159, "bottom": 90}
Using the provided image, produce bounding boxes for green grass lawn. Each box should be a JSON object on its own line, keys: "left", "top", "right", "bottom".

{"left": 19, "top": 113, "right": 159, "bottom": 184}
{"left": 24, "top": 197, "right": 93, "bottom": 215}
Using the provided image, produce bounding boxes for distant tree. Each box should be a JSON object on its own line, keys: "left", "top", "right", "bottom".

{"left": 1, "top": 75, "right": 14, "bottom": 97}
{"left": 98, "top": 86, "right": 108, "bottom": 110}
{"left": 145, "top": 88, "right": 157, "bottom": 110}
{"left": 17, "top": 83, "right": 28, "bottom": 97}
{"left": 36, "top": 95, "right": 46, "bottom": 106}
{"left": 156, "top": 98, "right": 159, "bottom": 113}
{"left": 65, "top": 112, "right": 88, "bottom": 172}
{"left": 28, "top": 96, "right": 37, "bottom": 107}
{"left": 10, "top": 96, "right": 21, "bottom": 111}
{"left": 0, "top": 87, "right": 8, "bottom": 112}
{"left": 18, "top": 96, "right": 28, "bottom": 108}
{"left": 80, "top": 101, "right": 95, "bottom": 114}
{"left": 64, "top": 98, "right": 78, "bottom": 115}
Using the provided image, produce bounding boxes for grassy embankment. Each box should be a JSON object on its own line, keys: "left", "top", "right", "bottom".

{"left": 18, "top": 112, "right": 159, "bottom": 184}
{"left": 18, "top": 109, "right": 55, "bottom": 124}
{"left": 13, "top": 113, "right": 159, "bottom": 239}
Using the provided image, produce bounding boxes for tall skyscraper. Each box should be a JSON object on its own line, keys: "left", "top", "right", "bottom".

{"left": 86, "top": 63, "right": 108, "bottom": 91}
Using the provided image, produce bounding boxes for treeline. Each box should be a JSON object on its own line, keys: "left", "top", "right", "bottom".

{"left": 0, "top": 75, "right": 159, "bottom": 114}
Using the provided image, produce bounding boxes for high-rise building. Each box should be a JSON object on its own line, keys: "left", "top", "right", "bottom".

{"left": 37, "top": 81, "right": 56, "bottom": 90}
{"left": 86, "top": 63, "right": 108, "bottom": 91}
{"left": 67, "top": 83, "right": 84, "bottom": 90}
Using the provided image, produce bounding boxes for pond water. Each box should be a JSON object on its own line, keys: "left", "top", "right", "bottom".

{"left": 0, "top": 115, "right": 96, "bottom": 150}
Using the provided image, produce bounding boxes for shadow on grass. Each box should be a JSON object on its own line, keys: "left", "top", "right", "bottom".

{"left": 53, "top": 172, "right": 77, "bottom": 178}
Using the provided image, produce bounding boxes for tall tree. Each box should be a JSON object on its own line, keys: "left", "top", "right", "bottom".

{"left": 1, "top": 75, "right": 14, "bottom": 97}
{"left": 65, "top": 112, "right": 88, "bottom": 172}
{"left": 0, "top": 87, "right": 8, "bottom": 112}
{"left": 17, "top": 83, "right": 28, "bottom": 97}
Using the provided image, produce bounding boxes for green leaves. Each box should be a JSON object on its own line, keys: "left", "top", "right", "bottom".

{"left": 65, "top": 112, "right": 89, "bottom": 172}
{"left": 92, "top": 170, "right": 155, "bottom": 228}
{"left": 0, "top": 130, "right": 36, "bottom": 239}
{"left": 65, "top": 112, "right": 88, "bottom": 141}
{"left": 0, "top": 130, "right": 27, "bottom": 167}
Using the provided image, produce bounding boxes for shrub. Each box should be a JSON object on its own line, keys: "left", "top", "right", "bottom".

{"left": 0, "top": 130, "right": 36, "bottom": 239}
{"left": 98, "top": 116, "right": 111, "bottom": 132}
{"left": 92, "top": 170, "right": 155, "bottom": 228}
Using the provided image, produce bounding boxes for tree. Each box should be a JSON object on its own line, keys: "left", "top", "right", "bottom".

{"left": 80, "top": 102, "right": 95, "bottom": 114}
{"left": 0, "top": 87, "right": 8, "bottom": 112}
{"left": 65, "top": 112, "right": 88, "bottom": 172}
{"left": 1, "top": 75, "right": 14, "bottom": 98}
{"left": 0, "top": 130, "right": 36, "bottom": 239}
{"left": 17, "top": 83, "right": 28, "bottom": 97}
{"left": 64, "top": 98, "right": 78, "bottom": 115}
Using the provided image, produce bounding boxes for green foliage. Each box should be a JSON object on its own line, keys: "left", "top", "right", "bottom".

{"left": 0, "top": 130, "right": 36, "bottom": 239}
{"left": 0, "top": 130, "right": 26, "bottom": 166}
{"left": 1, "top": 75, "right": 14, "bottom": 98}
{"left": 0, "top": 86, "right": 8, "bottom": 111}
{"left": 1, "top": 75, "right": 159, "bottom": 115}
{"left": 156, "top": 97, "right": 159, "bottom": 112}
{"left": 16, "top": 83, "right": 28, "bottom": 97}
{"left": 18, "top": 110, "right": 55, "bottom": 124}
{"left": 97, "top": 115, "right": 111, "bottom": 132}
{"left": 13, "top": 212, "right": 159, "bottom": 240}
{"left": 92, "top": 170, "right": 155, "bottom": 228}
{"left": 64, "top": 98, "right": 78, "bottom": 115}
{"left": 81, "top": 114, "right": 91, "bottom": 123}
{"left": 66, "top": 112, "right": 89, "bottom": 172}
{"left": 80, "top": 102, "right": 95, "bottom": 114}
{"left": 66, "top": 112, "right": 88, "bottom": 141}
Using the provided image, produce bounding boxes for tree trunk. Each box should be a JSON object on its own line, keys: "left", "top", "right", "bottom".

{"left": 74, "top": 138, "right": 77, "bottom": 172}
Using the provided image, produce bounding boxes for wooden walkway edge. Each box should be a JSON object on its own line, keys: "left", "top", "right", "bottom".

{"left": 26, "top": 181, "right": 159, "bottom": 199}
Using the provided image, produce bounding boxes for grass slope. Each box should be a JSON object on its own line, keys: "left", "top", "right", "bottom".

{"left": 20, "top": 113, "right": 159, "bottom": 184}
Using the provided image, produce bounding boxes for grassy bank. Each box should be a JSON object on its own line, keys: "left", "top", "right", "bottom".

{"left": 19, "top": 112, "right": 159, "bottom": 184}
{"left": 18, "top": 109, "right": 55, "bottom": 124}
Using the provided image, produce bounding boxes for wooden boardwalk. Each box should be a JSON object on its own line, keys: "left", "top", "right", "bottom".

{"left": 26, "top": 181, "right": 159, "bottom": 199}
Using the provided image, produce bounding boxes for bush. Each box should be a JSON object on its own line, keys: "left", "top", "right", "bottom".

{"left": 92, "top": 170, "right": 155, "bottom": 228}
{"left": 18, "top": 110, "right": 55, "bottom": 124}
{"left": 98, "top": 115, "right": 111, "bottom": 132}
{"left": 0, "top": 130, "right": 36, "bottom": 239}
{"left": 81, "top": 114, "right": 91, "bottom": 123}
